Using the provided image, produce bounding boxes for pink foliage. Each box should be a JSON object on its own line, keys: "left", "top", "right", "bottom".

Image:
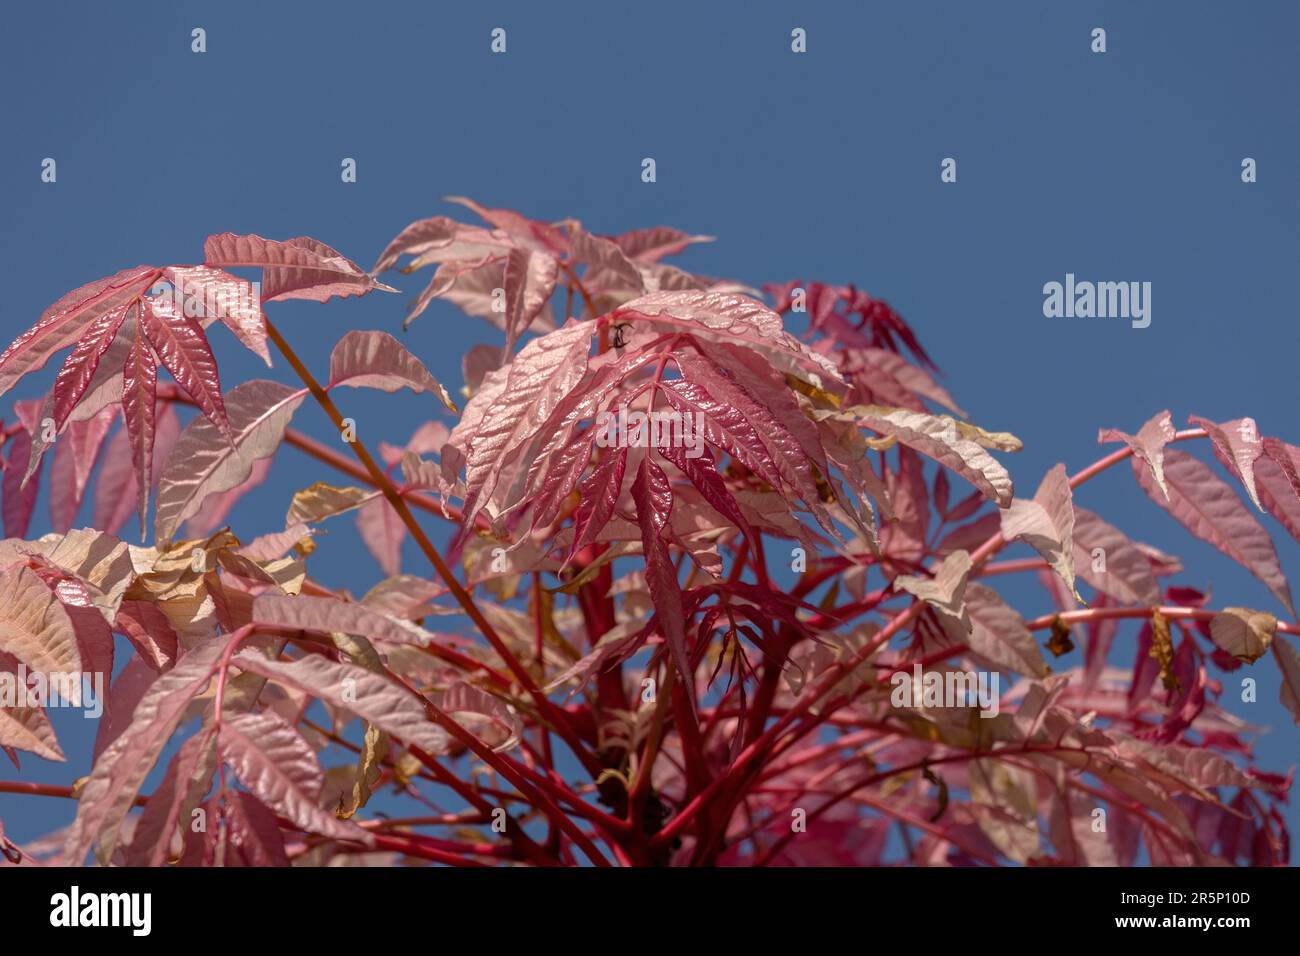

{"left": 0, "top": 205, "right": 1295, "bottom": 868}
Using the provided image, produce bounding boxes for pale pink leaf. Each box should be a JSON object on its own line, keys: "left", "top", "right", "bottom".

{"left": 501, "top": 246, "right": 560, "bottom": 353}
{"left": 0, "top": 565, "right": 82, "bottom": 682}
{"left": 183, "top": 456, "right": 273, "bottom": 539}
{"left": 327, "top": 330, "right": 455, "bottom": 411}
{"left": 93, "top": 402, "right": 179, "bottom": 536}
{"left": 1188, "top": 415, "right": 1264, "bottom": 511}
{"left": 1209, "top": 608, "right": 1276, "bottom": 664}
{"left": 204, "top": 233, "right": 397, "bottom": 304}
{"left": 1256, "top": 439, "right": 1300, "bottom": 543}
{"left": 1000, "top": 463, "right": 1081, "bottom": 603}
{"left": 851, "top": 405, "right": 1014, "bottom": 508}
{"left": 442, "top": 196, "right": 569, "bottom": 253}
{"left": 65, "top": 637, "right": 230, "bottom": 865}
{"left": 1071, "top": 507, "right": 1161, "bottom": 606}
{"left": 964, "top": 583, "right": 1049, "bottom": 678}
{"left": 611, "top": 226, "right": 714, "bottom": 263}
{"left": 616, "top": 290, "right": 842, "bottom": 387}
{"left": 459, "top": 321, "right": 594, "bottom": 530}
{"left": 0, "top": 658, "right": 64, "bottom": 761}
{"left": 218, "top": 710, "right": 370, "bottom": 844}
{"left": 1134, "top": 448, "right": 1294, "bottom": 617}
{"left": 894, "top": 550, "right": 973, "bottom": 628}
{"left": 123, "top": 727, "right": 216, "bottom": 866}
{"left": 251, "top": 593, "right": 432, "bottom": 647}
{"left": 232, "top": 651, "right": 450, "bottom": 755}
{"left": 162, "top": 265, "right": 270, "bottom": 365}
{"left": 441, "top": 681, "right": 521, "bottom": 751}
{"left": 356, "top": 496, "right": 405, "bottom": 577}
{"left": 1099, "top": 410, "right": 1175, "bottom": 501}
{"left": 571, "top": 229, "right": 644, "bottom": 293}
{"left": 113, "top": 600, "right": 179, "bottom": 672}
{"left": 155, "top": 380, "right": 307, "bottom": 542}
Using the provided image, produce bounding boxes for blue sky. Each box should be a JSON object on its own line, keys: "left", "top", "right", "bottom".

{"left": 1, "top": 0, "right": 1297, "bottom": 857}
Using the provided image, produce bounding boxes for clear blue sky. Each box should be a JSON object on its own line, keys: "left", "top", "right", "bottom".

{"left": 1, "top": 0, "right": 1297, "bottom": 857}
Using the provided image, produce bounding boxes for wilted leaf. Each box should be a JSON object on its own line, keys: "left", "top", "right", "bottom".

{"left": 1209, "top": 608, "right": 1276, "bottom": 664}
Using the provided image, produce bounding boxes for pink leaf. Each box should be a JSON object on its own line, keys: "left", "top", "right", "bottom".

{"left": 0, "top": 265, "right": 158, "bottom": 400}
{"left": 371, "top": 216, "right": 467, "bottom": 274}
{"left": 571, "top": 229, "right": 644, "bottom": 293}
{"left": 94, "top": 402, "right": 179, "bottom": 536}
{"left": 964, "top": 583, "right": 1048, "bottom": 678}
{"left": 91, "top": 656, "right": 157, "bottom": 763}
{"left": 443, "top": 196, "right": 569, "bottom": 253}
{"left": 49, "top": 306, "right": 130, "bottom": 430}
{"left": 162, "top": 265, "right": 270, "bottom": 365}
{"left": 140, "top": 295, "right": 234, "bottom": 445}
{"left": 501, "top": 246, "right": 560, "bottom": 353}
{"left": 848, "top": 347, "right": 965, "bottom": 416}
{"left": 154, "top": 380, "right": 307, "bottom": 543}
{"left": 113, "top": 600, "right": 179, "bottom": 672}
{"left": 252, "top": 593, "right": 432, "bottom": 648}
{"left": 0, "top": 656, "right": 64, "bottom": 761}
{"left": 204, "top": 233, "right": 396, "bottom": 304}
{"left": 218, "top": 710, "right": 370, "bottom": 844}
{"left": 458, "top": 321, "right": 595, "bottom": 533}
{"left": 1274, "top": 637, "right": 1300, "bottom": 724}
{"left": 851, "top": 406, "right": 1014, "bottom": 508}
{"left": 1256, "top": 439, "right": 1300, "bottom": 543}
{"left": 183, "top": 456, "right": 273, "bottom": 539}
{"left": 616, "top": 290, "right": 841, "bottom": 386}
{"left": 232, "top": 651, "right": 450, "bottom": 755}
{"left": 1134, "top": 448, "right": 1294, "bottom": 617}
{"left": 65, "top": 637, "right": 231, "bottom": 865}
{"left": 1099, "top": 410, "right": 1176, "bottom": 501}
{"left": 658, "top": 442, "right": 752, "bottom": 541}
{"left": 2, "top": 409, "right": 43, "bottom": 538}
{"left": 356, "top": 495, "right": 405, "bottom": 576}
{"left": 0, "top": 565, "right": 82, "bottom": 680}
{"left": 674, "top": 350, "right": 833, "bottom": 533}
{"left": 124, "top": 727, "right": 216, "bottom": 866}
{"left": 1071, "top": 507, "right": 1161, "bottom": 606}
{"left": 611, "top": 226, "right": 714, "bottom": 263}
{"left": 49, "top": 407, "right": 117, "bottom": 533}
{"left": 630, "top": 456, "right": 692, "bottom": 709}
{"left": 327, "top": 330, "right": 455, "bottom": 410}
{"left": 121, "top": 320, "right": 159, "bottom": 537}
{"left": 183, "top": 790, "right": 289, "bottom": 867}
{"left": 1188, "top": 415, "right": 1264, "bottom": 511}
{"left": 569, "top": 445, "right": 628, "bottom": 558}
{"left": 1001, "top": 464, "right": 1081, "bottom": 603}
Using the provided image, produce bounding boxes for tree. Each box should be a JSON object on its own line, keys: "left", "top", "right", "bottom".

{"left": 0, "top": 198, "right": 1294, "bottom": 868}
